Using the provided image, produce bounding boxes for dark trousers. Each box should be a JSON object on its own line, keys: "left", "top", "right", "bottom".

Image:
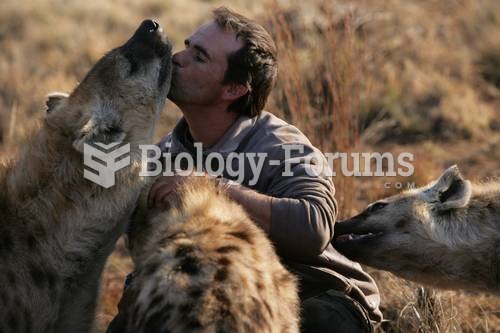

{"left": 301, "top": 289, "right": 373, "bottom": 333}
{"left": 108, "top": 276, "right": 373, "bottom": 333}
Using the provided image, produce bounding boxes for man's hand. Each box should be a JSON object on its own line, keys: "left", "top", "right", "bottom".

{"left": 147, "top": 174, "right": 272, "bottom": 234}
{"left": 147, "top": 174, "right": 185, "bottom": 209}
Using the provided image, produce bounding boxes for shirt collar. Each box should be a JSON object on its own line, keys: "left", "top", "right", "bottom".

{"left": 167, "top": 113, "right": 258, "bottom": 156}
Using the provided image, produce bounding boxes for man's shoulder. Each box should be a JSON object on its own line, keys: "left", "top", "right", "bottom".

{"left": 256, "top": 111, "right": 313, "bottom": 146}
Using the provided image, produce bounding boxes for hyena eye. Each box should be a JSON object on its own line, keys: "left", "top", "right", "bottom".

{"left": 367, "top": 202, "right": 388, "bottom": 213}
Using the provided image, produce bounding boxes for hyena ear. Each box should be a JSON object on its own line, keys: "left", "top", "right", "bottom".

{"left": 45, "top": 92, "right": 69, "bottom": 113}
{"left": 428, "top": 165, "right": 472, "bottom": 211}
{"left": 72, "top": 111, "right": 125, "bottom": 153}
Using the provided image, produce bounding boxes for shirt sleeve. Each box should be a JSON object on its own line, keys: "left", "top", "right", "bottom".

{"left": 266, "top": 144, "right": 338, "bottom": 259}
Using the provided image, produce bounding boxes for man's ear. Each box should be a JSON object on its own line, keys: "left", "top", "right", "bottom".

{"left": 72, "top": 110, "right": 125, "bottom": 153}
{"left": 221, "top": 82, "right": 249, "bottom": 101}
{"left": 425, "top": 165, "right": 472, "bottom": 211}
{"left": 45, "top": 92, "right": 69, "bottom": 114}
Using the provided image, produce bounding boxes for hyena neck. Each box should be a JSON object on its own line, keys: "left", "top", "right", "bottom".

{"left": 5, "top": 125, "right": 73, "bottom": 206}
{"left": 463, "top": 186, "right": 500, "bottom": 241}
{"left": 449, "top": 243, "right": 500, "bottom": 293}
{"left": 4, "top": 122, "right": 147, "bottom": 232}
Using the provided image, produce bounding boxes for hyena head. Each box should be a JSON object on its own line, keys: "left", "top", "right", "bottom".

{"left": 127, "top": 176, "right": 243, "bottom": 264}
{"left": 44, "top": 19, "right": 172, "bottom": 154}
{"left": 335, "top": 165, "right": 475, "bottom": 286}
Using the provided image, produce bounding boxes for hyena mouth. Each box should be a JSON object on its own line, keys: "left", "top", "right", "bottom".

{"left": 333, "top": 219, "right": 385, "bottom": 245}
{"left": 335, "top": 232, "right": 383, "bottom": 243}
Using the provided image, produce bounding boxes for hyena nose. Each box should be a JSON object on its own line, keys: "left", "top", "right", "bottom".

{"left": 123, "top": 19, "right": 170, "bottom": 60}
{"left": 143, "top": 19, "right": 160, "bottom": 33}
{"left": 129, "top": 19, "right": 163, "bottom": 45}
{"left": 150, "top": 20, "right": 160, "bottom": 32}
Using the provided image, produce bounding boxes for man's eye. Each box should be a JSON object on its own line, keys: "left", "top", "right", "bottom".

{"left": 195, "top": 54, "right": 205, "bottom": 62}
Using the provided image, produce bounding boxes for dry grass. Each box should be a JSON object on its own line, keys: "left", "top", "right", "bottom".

{"left": 1, "top": 0, "right": 499, "bottom": 332}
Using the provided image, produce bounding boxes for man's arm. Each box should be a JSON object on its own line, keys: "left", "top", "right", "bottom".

{"left": 223, "top": 182, "right": 272, "bottom": 233}
{"left": 224, "top": 181, "right": 335, "bottom": 259}
{"left": 148, "top": 175, "right": 273, "bottom": 233}
{"left": 148, "top": 147, "right": 337, "bottom": 260}
{"left": 262, "top": 144, "right": 337, "bottom": 259}
{"left": 221, "top": 145, "right": 337, "bottom": 259}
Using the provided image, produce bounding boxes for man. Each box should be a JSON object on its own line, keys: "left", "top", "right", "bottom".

{"left": 110, "top": 7, "right": 382, "bottom": 332}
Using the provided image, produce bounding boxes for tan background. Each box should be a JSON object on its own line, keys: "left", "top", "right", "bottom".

{"left": 1, "top": 0, "right": 499, "bottom": 331}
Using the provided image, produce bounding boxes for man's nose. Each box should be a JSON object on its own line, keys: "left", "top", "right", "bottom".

{"left": 172, "top": 50, "right": 186, "bottom": 67}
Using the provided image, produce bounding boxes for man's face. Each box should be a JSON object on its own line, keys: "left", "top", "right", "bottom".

{"left": 168, "top": 22, "right": 244, "bottom": 107}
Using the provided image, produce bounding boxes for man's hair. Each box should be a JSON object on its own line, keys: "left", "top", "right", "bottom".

{"left": 213, "top": 7, "right": 277, "bottom": 118}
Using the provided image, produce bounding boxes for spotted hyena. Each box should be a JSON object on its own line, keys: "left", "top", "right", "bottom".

{"left": 0, "top": 20, "right": 171, "bottom": 332}
{"left": 335, "top": 165, "right": 500, "bottom": 293}
{"left": 112, "top": 175, "right": 300, "bottom": 332}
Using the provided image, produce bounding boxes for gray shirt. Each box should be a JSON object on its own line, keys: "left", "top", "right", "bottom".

{"left": 158, "top": 111, "right": 383, "bottom": 321}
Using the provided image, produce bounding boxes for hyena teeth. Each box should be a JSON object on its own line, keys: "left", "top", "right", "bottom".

{"left": 337, "top": 232, "right": 379, "bottom": 242}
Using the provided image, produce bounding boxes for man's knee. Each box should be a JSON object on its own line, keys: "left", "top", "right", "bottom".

{"left": 301, "top": 290, "right": 372, "bottom": 333}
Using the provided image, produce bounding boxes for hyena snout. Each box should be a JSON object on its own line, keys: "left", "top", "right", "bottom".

{"left": 125, "top": 19, "right": 167, "bottom": 55}
{"left": 65, "top": 20, "right": 172, "bottom": 153}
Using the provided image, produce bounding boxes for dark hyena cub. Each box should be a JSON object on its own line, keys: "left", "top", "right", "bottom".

{"left": 118, "top": 176, "right": 299, "bottom": 332}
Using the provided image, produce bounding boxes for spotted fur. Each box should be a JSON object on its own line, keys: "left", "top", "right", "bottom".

{"left": 123, "top": 176, "right": 300, "bottom": 332}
